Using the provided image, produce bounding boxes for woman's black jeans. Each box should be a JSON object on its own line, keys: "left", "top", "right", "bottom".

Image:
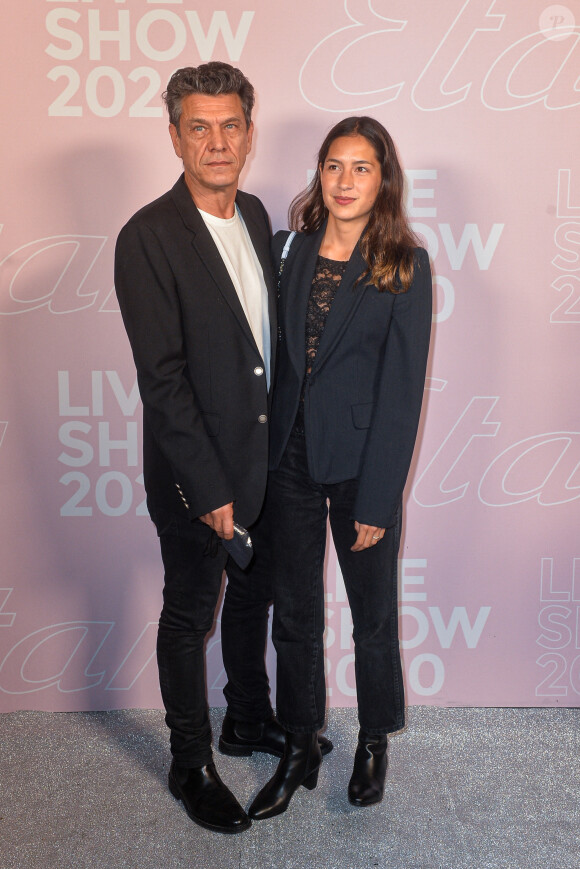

{"left": 269, "top": 429, "right": 405, "bottom": 736}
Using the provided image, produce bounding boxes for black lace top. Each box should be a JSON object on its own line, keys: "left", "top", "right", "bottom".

{"left": 293, "top": 255, "right": 348, "bottom": 434}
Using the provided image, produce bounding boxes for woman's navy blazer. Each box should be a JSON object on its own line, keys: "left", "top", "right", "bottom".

{"left": 270, "top": 226, "right": 432, "bottom": 529}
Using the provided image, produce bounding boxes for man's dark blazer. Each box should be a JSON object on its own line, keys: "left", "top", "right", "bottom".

{"left": 114, "top": 174, "right": 276, "bottom": 533}
{"left": 270, "top": 226, "right": 432, "bottom": 530}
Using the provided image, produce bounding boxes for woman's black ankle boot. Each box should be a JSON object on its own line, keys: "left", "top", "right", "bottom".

{"left": 248, "top": 731, "right": 321, "bottom": 820}
{"left": 348, "top": 730, "right": 388, "bottom": 807}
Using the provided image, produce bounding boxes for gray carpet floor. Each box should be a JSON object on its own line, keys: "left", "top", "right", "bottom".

{"left": 0, "top": 706, "right": 578, "bottom": 868}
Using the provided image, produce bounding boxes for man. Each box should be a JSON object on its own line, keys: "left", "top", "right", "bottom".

{"left": 115, "top": 63, "right": 331, "bottom": 836}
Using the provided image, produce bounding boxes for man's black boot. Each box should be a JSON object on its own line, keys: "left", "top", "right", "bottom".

{"left": 168, "top": 760, "right": 251, "bottom": 833}
{"left": 219, "top": 712, "right": 333, "bottom": 758}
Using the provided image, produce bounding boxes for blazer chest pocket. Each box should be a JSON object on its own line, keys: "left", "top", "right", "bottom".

{"left": 202, "top": 412, "right": 220, "bottom": 437}
{"left": 351, "top": 402, "right": 374, "bottom": 430}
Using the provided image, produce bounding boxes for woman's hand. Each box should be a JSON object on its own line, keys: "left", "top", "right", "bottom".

{"left": 351, "top": 521, "right": 385, "bottom": 551}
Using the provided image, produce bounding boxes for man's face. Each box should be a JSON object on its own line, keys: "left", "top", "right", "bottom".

{"left": 169, "top": 92, "right": 253, "bottom": 205}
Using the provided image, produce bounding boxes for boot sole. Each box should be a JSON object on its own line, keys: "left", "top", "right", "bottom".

{"left": 348, "top": 792, "right": 384, "bottom": 807}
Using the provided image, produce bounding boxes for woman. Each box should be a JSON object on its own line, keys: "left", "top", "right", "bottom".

{"left": 249, "top": 117, "right": 432, "bottom": 820}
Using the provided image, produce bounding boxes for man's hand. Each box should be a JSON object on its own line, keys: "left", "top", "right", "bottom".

{"left": 199, "top": 502, "right": 235, "bottom": 539}
{"left": 351, "top": 521, "right": 385, "bottom": 551}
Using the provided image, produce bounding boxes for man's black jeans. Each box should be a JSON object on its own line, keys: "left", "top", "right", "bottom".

{"left": 157, "top": 510, "right": 273, "bottom": 768}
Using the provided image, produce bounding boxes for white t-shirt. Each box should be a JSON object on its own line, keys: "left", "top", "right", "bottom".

{"left": 199, "top": 206, "right": 270, "bottom": 388}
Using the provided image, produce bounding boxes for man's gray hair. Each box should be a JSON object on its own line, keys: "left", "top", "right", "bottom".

{"left": 163, "top": 62, "right": 255, "bottom": 131}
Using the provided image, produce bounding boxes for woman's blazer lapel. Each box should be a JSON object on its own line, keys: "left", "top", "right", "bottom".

{"left": 283, "top": 226, "right": 371, "bottom": 378}
{"left": 282, "top": 227, "right": 324, "bottom": 379}
{"left": 310, "top": 245, "right": 369, "bottom": 376}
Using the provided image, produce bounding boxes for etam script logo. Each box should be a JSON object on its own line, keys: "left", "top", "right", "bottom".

{"left": 0, "top": 232, "right": 117, "bottom": 315}
{"left": 300, "top": 0, "right": 580, "bottom": 112}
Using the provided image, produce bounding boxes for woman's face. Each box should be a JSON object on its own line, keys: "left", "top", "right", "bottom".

{"left": 320, "top": 134, "right": 382, "bottom": 231}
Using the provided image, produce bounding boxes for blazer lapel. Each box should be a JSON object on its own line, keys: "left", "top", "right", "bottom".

{"left": 236, "top": 192, "right": 277, "bottom": 377}
{"left": 310, "top": 245, "right": 369, "bottom": 376}
{"left": 170, "top": 176, "right": 258, "bottom": 352}
{"left": 283, "top": 226, "right": 325, "bottom": 379}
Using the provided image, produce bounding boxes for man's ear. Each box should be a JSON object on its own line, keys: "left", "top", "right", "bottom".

{"left": 169, "top": 123, "right": 182, "bottom": 159}
{"left": 246, "top": 121, "right": 254, "bottom": 154}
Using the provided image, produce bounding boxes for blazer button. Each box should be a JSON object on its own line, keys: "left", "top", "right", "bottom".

{"left": 258, "top": 414, "right": 267, "bottom": 424}
{"left": 254, "top": 366, "right": 264, "bottom": 376}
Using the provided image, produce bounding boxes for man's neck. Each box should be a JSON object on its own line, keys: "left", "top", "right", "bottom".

{"left": 184, "top": 175, "right": 238, "bottom": 219}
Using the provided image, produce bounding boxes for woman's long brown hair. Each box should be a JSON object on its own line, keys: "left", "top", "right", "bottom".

{"left": 289, "top": 117, "right": 420, "bottom": 293}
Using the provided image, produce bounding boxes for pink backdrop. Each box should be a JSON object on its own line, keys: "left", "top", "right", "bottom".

{"left": 1, "top": 0, "right": 579, "bottom": 711}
